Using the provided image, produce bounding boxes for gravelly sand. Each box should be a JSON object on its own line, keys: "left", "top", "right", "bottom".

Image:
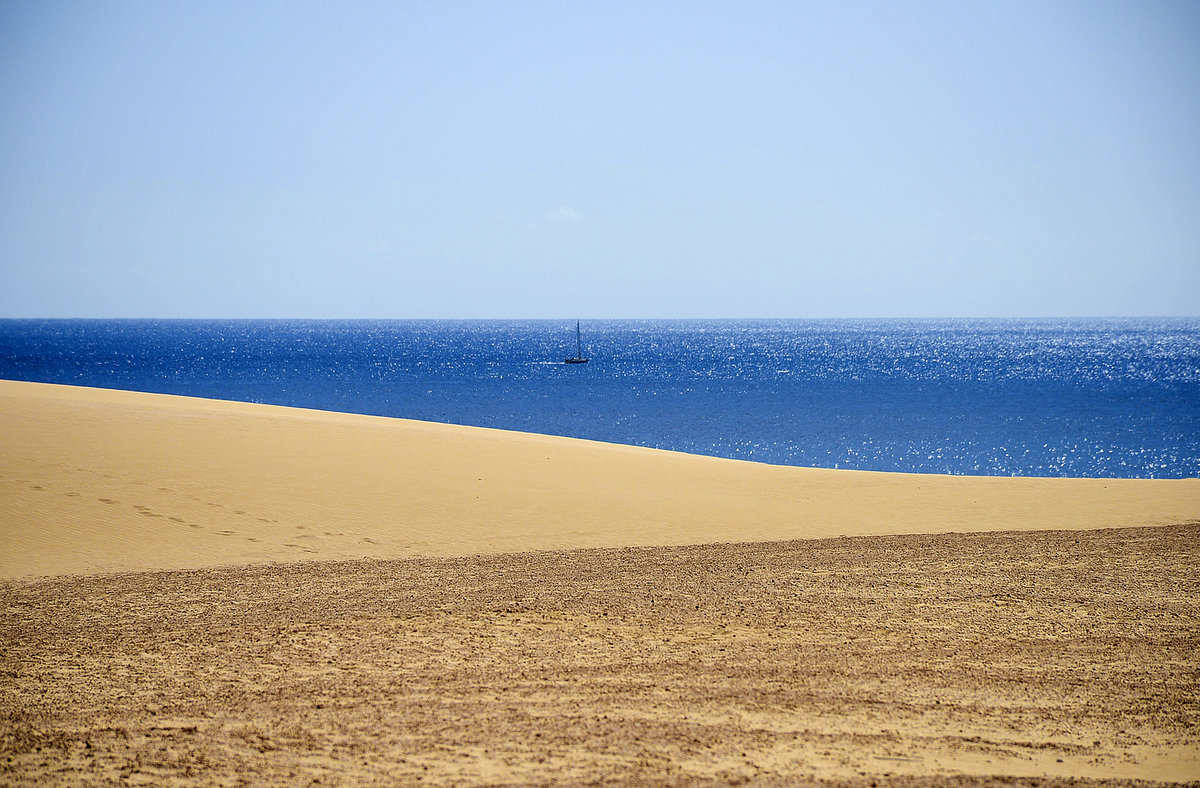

{"left": 3, "top": 524, "right": 1197, "bottom": 786}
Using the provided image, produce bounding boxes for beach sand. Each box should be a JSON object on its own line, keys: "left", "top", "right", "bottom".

{"left": 2, "top": 380, "right": 1197, "bottom": 579}
{"left": 2, "top": 380, "right": 1198, "bottom": 785}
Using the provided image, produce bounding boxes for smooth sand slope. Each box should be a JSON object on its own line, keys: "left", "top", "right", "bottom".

{"left": 2, "top": 379, "right": 1199, "bottom": 578}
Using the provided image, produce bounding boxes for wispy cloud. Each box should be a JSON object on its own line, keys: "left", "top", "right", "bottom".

{"left": 547, "top": 206, "right": 581, "bottom": 223}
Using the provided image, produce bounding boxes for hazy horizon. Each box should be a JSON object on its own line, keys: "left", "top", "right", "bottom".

{"left": 4, "top": 309, "right": 1195, "bottom": 319}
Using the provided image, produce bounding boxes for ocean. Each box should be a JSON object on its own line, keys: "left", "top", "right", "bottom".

{"left": 2, "top": 318, "right": 1197, "bottom": 479}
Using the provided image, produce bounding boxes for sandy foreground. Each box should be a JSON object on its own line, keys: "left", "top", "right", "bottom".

{"left": 2, "top": 380, "right": 1199, "bottom": 785}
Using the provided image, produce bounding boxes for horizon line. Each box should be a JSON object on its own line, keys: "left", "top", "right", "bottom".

{"left": 1, "top": 314, "right": 1198, "bottom": 322}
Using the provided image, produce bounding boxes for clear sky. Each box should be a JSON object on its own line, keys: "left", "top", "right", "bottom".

{"left": 1, "top": 0, "right": 1197, "bottom": 318}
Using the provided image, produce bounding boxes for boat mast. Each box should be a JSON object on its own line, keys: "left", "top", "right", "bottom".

{"left": 565, "top": 319, "right": 588, "bottom": 363}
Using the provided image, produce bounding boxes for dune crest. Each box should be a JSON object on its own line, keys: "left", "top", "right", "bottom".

{"left": 2, "top": 380, "right": 1198, "bottom": 578}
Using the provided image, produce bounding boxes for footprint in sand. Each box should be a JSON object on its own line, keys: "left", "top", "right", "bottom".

{"left": 98, "top": 498, "right": 119, "bottom": 505}
{"left": 218, "top": 530, "right": 235, "bottom": 536}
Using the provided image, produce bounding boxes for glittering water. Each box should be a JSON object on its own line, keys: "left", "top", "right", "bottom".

{"left": 2, "top": 318, "right": 1198, "bottom": 478}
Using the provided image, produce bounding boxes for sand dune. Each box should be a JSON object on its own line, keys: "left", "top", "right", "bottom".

{"left": 4, "top": 380, "right": 1200, "bottom": 785}
{"left": 2, "top": 379, "right": 1198, "bottom": 578}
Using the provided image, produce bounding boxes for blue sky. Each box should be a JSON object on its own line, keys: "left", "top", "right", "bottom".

{"left": 1, "top": 0, "right": 1197, "bottom": 318}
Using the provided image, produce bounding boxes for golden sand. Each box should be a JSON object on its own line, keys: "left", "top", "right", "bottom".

{"left": 2, "top": 380, "right": 1198, "bottom": 785}
{"left": 2, "top": 380, "right": 1197, "bottom": 579}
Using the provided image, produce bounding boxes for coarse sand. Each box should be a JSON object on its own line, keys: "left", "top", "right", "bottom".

{"left": 4, "top": 527, "right": 1198, "bottom": 785}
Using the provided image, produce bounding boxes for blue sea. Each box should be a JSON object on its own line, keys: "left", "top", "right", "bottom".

{"left": 2, "top": 318, "right": 1198, "bottom": 479}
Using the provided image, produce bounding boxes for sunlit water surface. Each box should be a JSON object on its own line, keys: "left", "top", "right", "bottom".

{"left": 2, "top": 318, "right": 1197, "bottom": 478}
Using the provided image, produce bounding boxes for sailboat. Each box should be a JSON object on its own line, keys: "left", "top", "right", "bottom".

{"left": 564, "top": 320, "right": 589, "bottom": 364}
